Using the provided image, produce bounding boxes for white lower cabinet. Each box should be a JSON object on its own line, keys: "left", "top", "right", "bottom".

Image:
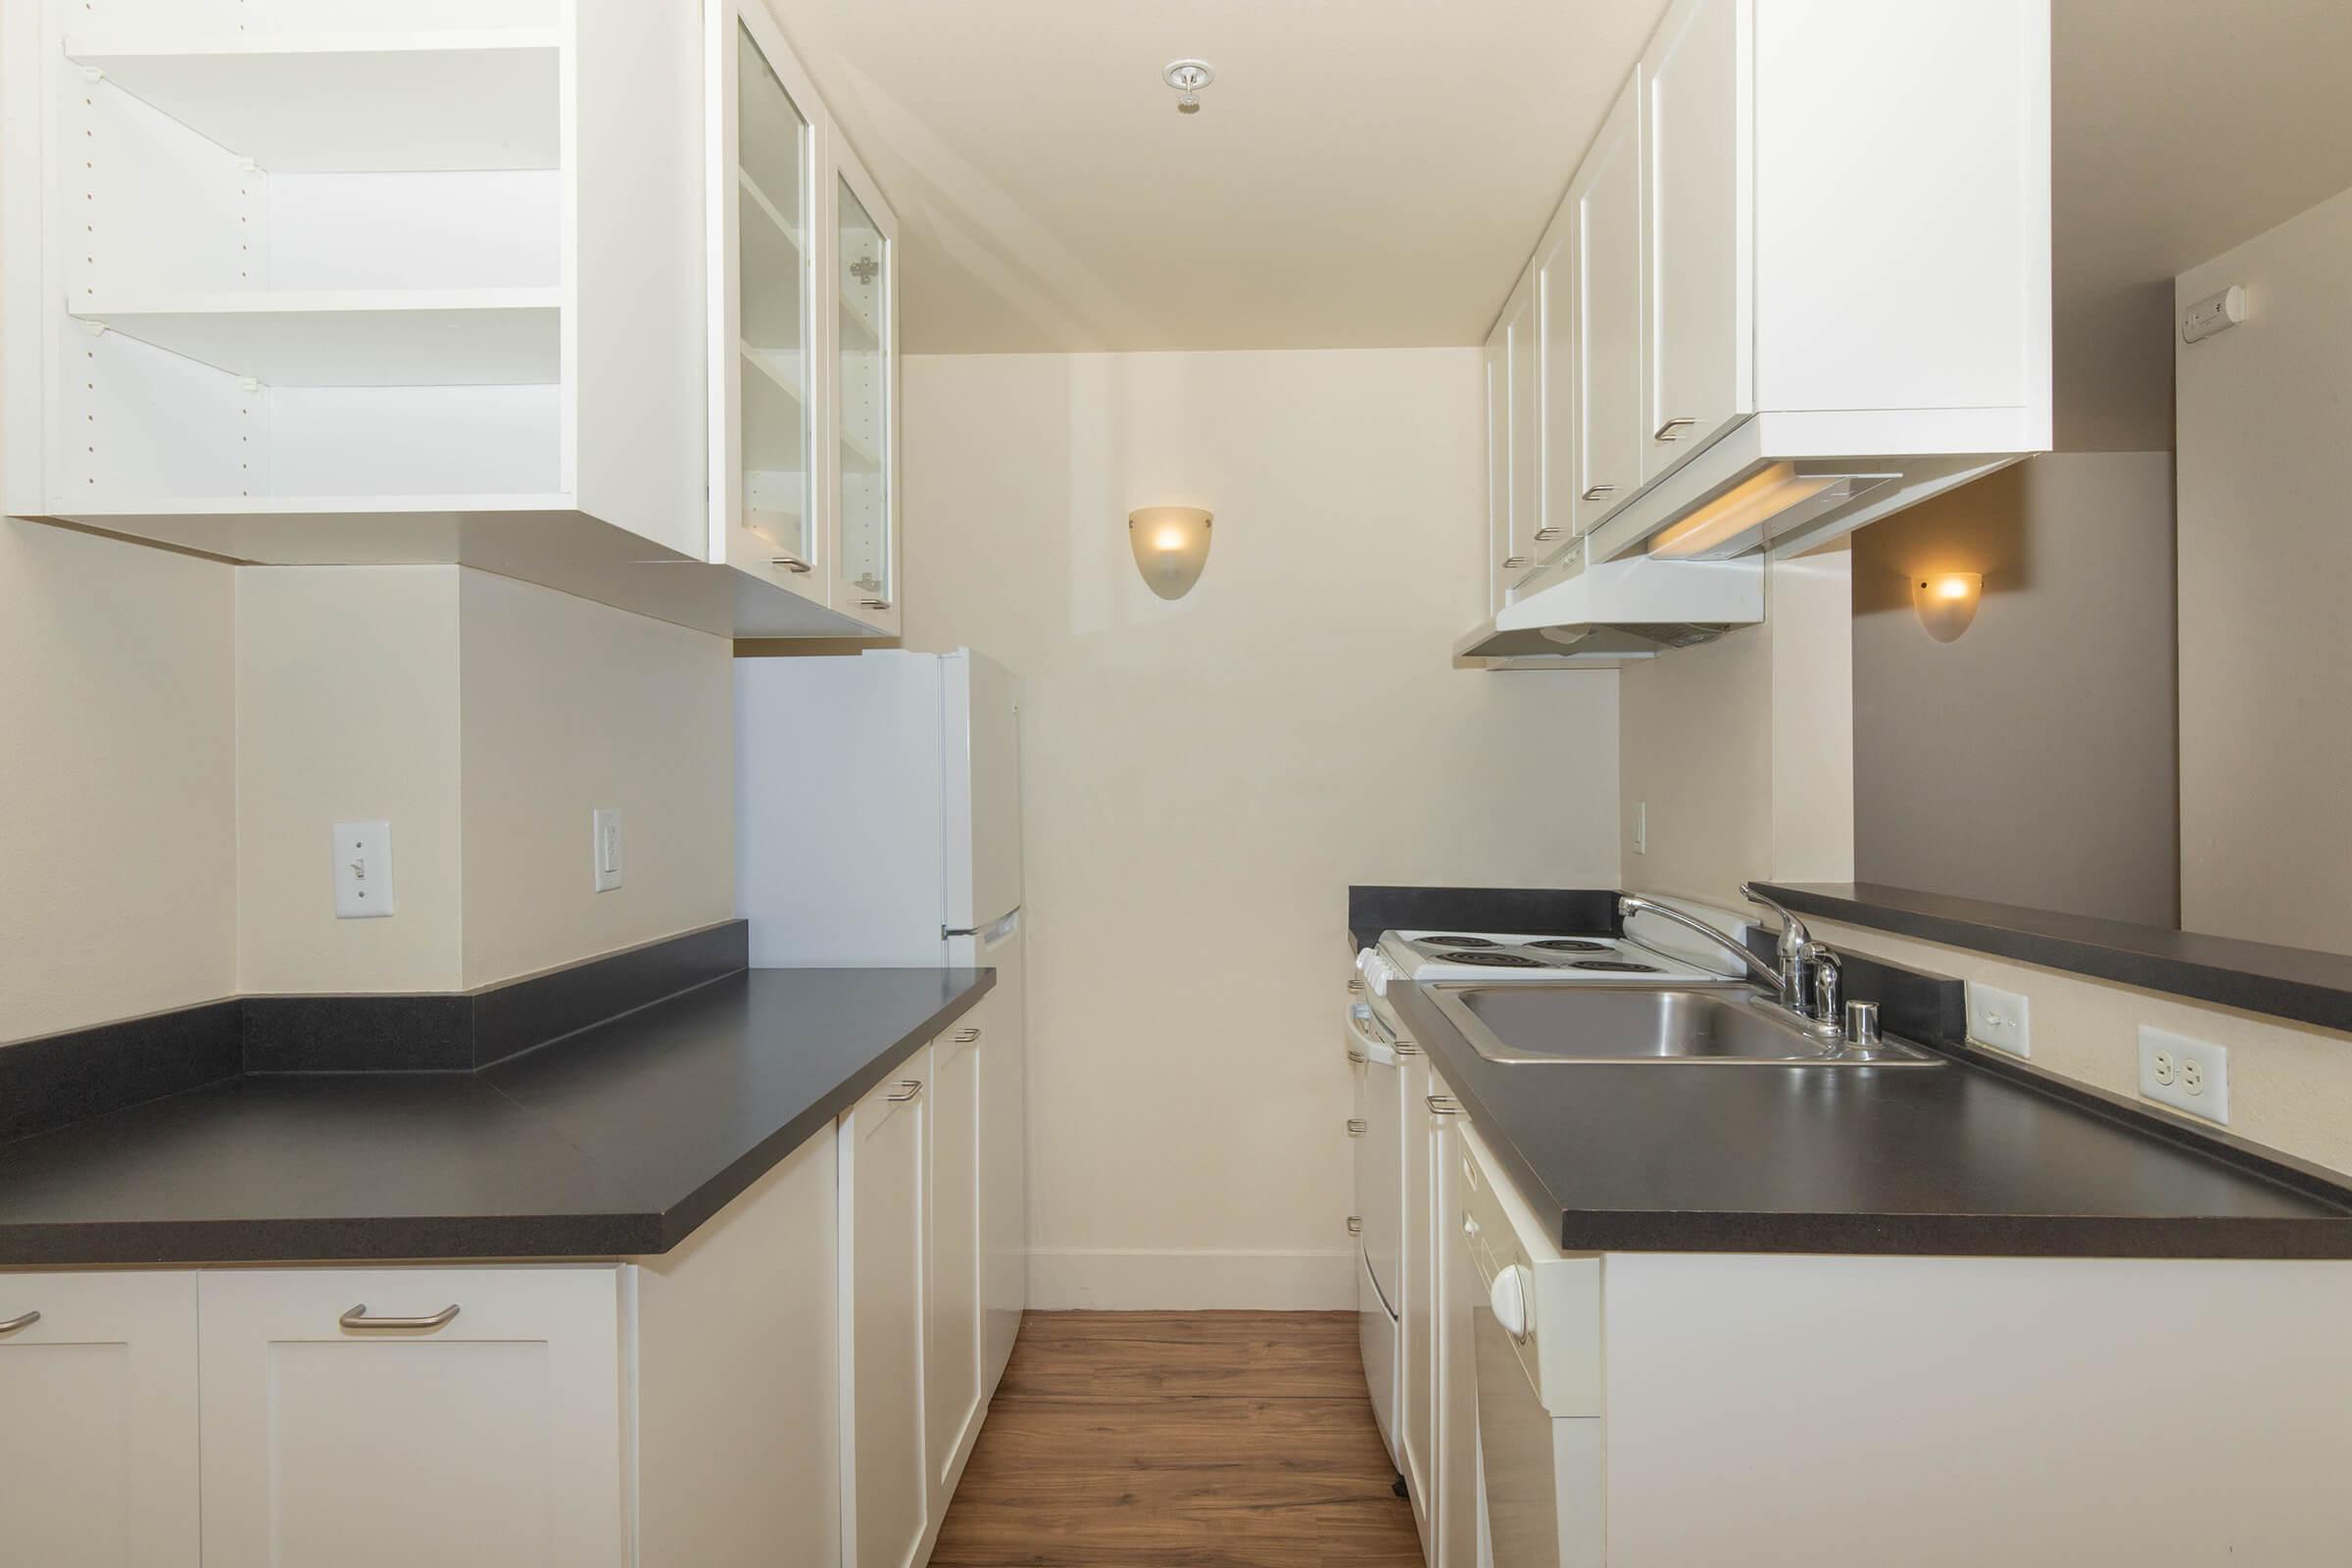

{"left": 0, "top": 1270, "right": 200, "bottom": 1567}
{"left": 1433, "top": 1070, "right": 1482, "bottom": 1568}
{"left": 1398, "top": 1049, "right": 1437, "bottom": 1548}
{"left": 928, "top": 1025, "right": 986, "bottom": 1497}
{"left": 844, "top": 1056, "right": 932, "bottom": 1568}
{"left": 197, "top": 1266, "right": 629, "bottom": 1568}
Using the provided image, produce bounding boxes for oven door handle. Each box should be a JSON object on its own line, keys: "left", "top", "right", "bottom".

{"left": 1346, "top": 1005, "right": 1399, "bottom": 1066}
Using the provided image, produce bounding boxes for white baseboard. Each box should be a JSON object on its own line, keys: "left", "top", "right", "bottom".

{"left": 1027, "top": 1248, "right": 1356, "bottom": 1310}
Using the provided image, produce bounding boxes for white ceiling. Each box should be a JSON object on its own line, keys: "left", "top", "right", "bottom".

{"left": 778, "top": 0, "right": 2352, "bottom": 453}
{"left": 2053, "top": 0, "right": 2352, "bottom": 449}
{"left": 771, "top": 0, "right": 1672, "bottom": 355}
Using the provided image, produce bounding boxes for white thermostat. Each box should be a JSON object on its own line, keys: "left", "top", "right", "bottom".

{"left": 2180, "top": 283, "right": 2247, "bottom": 344}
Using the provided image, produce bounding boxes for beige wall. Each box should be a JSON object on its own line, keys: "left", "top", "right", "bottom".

{"left": 236, "top": 567, "right": 466, "bottom": 993}
{"left": 238, "top": 565, "right": 735, "bottom": 996}
{"left": 1851, "top": 453, "right": 2179, "bottom": 926}
{"left": 458, "top": 568, "right": 733, "bottom": 987}
{"left": 1617, "top": 549, "right": 1854, "bottom": 907}
{"left": 0, "top": 521, "right": 238, "bottom": 1042}
{"left": 2177, "top": 183, "right": 2352, "bottom": 955}
{"left": 900, "top": 348, "right": 1621, "bottom": 1307}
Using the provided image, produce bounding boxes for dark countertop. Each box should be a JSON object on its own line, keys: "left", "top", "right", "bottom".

{"left": 1752, "top": 881, "right": 2352, "bottom": 1037}
{"left": 0, "top": 967, "right": 991, "bottom": 1266}
{"left": 1385, "top": 977, "right": 2352, "bottom": 1257}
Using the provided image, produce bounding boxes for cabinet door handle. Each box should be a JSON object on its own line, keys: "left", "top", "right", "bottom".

{"left": 1580, "top": 484, "right": 1615, "bottom": 501}
{"left": 1394, "top": 1042, "right": 1421, "bottom": 1057}
{"left": 860, "top": 597, "right": 892, "bottom": 611}
{"left": 886, "top": 1079, "right": 923, "bottom": 1102}
{"left": 953, "top": 1026, "right": 981, "bottom": 1043}
{"left": 1652, "top": 416, "right": 1697, "bottom": 442}
{"left": 1426, "top": 1094, "right": 1462, "bottom": 1116}
{"left": 1347, "top": 1118, "right": 1368, "bottom": 1137}
{"left": 1533, "top": 526, "right": 1562, "bottom": 541}
{"left": 1502, "top": 556, "right": 1531, "bottom": 569}
{"left": 771, "top": 554, "right": 813, "bottom": 574}
{"left": 1347, "top": 977, "right": 1364, "bottom": 995}
{"left": 1346, "top": 1049, "right": 1367, "bottom": 1065}
{"left": 0, "top": 1309, "right": 39, "bottom": 1335}
{"left": 1346, "top": 1216, "right": 1363, "bottom": 1236}
{"left": 339, "top": 1303, "right": 460, "bottom": 1332}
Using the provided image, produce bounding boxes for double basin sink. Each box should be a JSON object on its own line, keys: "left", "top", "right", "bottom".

{"left": 1426, "top": 982, "right": 1943, "bottom": 1067}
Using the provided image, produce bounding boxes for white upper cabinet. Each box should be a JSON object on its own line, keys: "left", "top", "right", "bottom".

{"left": 0, "top": 1271, "right": 199, "bottom": 1567}
{"left": 1483, "top": 318, "right": 1509, "bottom": 612}
{"left": 1570, "top": 75, "right": 1643, "bottom": 538}
{"left": 1487, "top": 264, "right": 1539, "bottom": 607}
{"left": 0, "top": 0, "right": 905, "bottom": 638}
{"left": 830, "top": 143, "right": 902, "bottom": 638}
{"left": 1640, "top": 0, "right": 1750, "bottom": 483}
{"left": 1534, "top": 207, "right": 1576, "bottom": 554}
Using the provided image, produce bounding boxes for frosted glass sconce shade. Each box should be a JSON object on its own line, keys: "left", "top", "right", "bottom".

{"left": 1129, "top": 507, "right": 1213, "bottom": 600}
{"left": 1913, "top": 572, "right": 1982, "bottom": 642}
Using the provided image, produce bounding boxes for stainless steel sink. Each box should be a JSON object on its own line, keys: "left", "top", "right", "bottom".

{"left": 1427, "top": 983, "right": 1944, "bottom": 1066}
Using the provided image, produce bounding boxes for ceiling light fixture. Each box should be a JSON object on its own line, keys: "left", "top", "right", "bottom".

{"left": 1163, "top": 59, "right": 1214, "bottom": 115}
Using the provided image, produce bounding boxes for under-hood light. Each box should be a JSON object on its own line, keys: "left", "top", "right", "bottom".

{"left": 1647, "top": 463, "right": 1840, "bottom": 560}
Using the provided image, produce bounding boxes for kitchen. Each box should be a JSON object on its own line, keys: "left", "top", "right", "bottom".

{"left": 4, "top": 1, "right": 2352, "bottom": 1565}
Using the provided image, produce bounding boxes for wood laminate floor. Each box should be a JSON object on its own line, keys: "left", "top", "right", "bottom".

{"left": 931, "top": 1310, "right": 1424, "bottom": 1568}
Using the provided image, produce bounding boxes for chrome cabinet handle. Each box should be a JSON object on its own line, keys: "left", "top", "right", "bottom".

{"left": 1502, "top": 555, "right": 1531, "bottom": 569}
{"left": 1346, "top": 1216, "right": 1363, "bottom": 1236}
{"left": 1534, "top": 526, "right": 1562, "bottom": 541}
{"left": 1580, "top": 483, "right": 1615, "bottom": 501}
{"left": 1652, "top": 416, "right": 1697, "bottom": 441}
{"left": 886, "top": 1079, "right": 923, "bottom": 1102}
{"left": 860, "top": 597, "right": 892, "bottom": 611}
{"left": 1347, "top": 978, "right": 1364, "bottom": 995}
{"left": 1394, "top": 1042, "right": 1421, "bottom": 1057}
{"left": 340, "top": 1303, "right": 459, "bottom": 1332}
{"left": 771, "top": 554, "right": 812, "bottom": 574}
{"left": 953, "top": 1026, "right": 981, "bottom": 1043}
{"left": 1427, "top": 1094, "right": 1462, "bottom": 1116}
{"left": 1347, "top": 1118, "right": 1368, "bottom": 1137}
{"left": 1346, "top": 1049, "right": 1367, "bottom": 1065}
{"left": 0, "top": 1309, "right": 39, "bottom": 1335}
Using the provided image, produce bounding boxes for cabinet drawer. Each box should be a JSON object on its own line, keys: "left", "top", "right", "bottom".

{"left": 197, "top": 1266, "right": 627, "bottom": 1568}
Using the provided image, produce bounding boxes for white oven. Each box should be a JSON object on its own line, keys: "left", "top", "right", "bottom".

{"left": 1348, "top": 986, "right": 1406, "bottom": 1461}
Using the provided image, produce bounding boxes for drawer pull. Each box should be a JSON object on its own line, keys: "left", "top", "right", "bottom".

{"left": 340, "top": 1303, "right": 459, "bottom": 1332}
{"left": 0, "top": 1309, "right": 39, "bottom": 1335}
{"left": 1347, "top": 1118, "right": 1368, "bottom": 1137}
{"left": 1346, "top": 1216, "right": 1363, "bottom": 1236}
{"left": 1394, "top": 1042, "right": 1421, "bottom": 1057}
{"left": 1426, "top": 1094, "right": 1462, "bottom": 1116}
{"left": 953, "top": 1026, "right": 981, "bottom": 1043}
{"left": 1346, "top": 1049, "right": 1367, "bottom": 1065}
{"left": 1652, "top": 416, "right": 1697, "bottom": 441}
{"left": 886, "top": 1079, "right": 924, "bottom": 1102}
{"left": 771, "top": 554, "right": 813, "bottom": 574}
{"left": 1580, "top": 483, "right": 1615, "bottom": 501}
{"left": 1347, "top": 977, "right": 1364, "bottom": 995}
{"left": 860, "top": 597, "right": 893, "bottom": 611}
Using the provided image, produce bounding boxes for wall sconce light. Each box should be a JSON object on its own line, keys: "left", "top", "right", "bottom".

{"left": 1913, "top": 572, "right": 1982, "bottom": 642}
{"left": 1128, "top": 507, "right": 1212, "bottom": 600}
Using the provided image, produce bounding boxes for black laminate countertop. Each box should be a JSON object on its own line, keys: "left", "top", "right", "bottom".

{"left": 1383, "top": 978, "right": 2352, "bottom": 1257}
{"left": 0, "top": 967, "right": 991, "bottom": 1266}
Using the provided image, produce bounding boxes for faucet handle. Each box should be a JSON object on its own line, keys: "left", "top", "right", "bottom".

{"left": 1738, "top": 884, "right": 1812, "bottom": 953}
{"left": 1812, "top": 953, "right": 1842, "bottom": 1023}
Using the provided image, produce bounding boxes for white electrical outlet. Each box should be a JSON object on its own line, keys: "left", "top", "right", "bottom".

{"left": 592, "top": 808, "right": 624, "bottom": 893}
{"left": 332, "top": 820, "right": 393, "bottom": 918}
{"left": 1966, "top": 981, "right": 2031, "bottom": 1056}
{"left": 2139, "top": 1027, "right": 2230, "bottom": 1124}
{"left": 1632, "top": 802, "right": 1647, "bottom": 856}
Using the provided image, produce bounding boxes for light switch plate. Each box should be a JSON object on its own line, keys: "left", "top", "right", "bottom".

{"left": 2140, "top": 1026, "right": 2230, "bottom": 1124}
{"left": 1632, "top": 802, "right": 1647, "bottom": 856}
{"left": 332, "top": 820, "right": 393, "bottom": 918}
{"left": 1967, "top": 981, "right": 2031, "bottom": 1056}
{"left": 592, "top": 808, "right": 624, "bottom": 893}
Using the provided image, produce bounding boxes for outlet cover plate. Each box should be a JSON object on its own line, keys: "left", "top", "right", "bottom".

{"left": 2139, "top": 1026, "right": 2230, "bottom": 1124}
{"left": 1966, "top": 981, "right": 2031, "bottom": 1056}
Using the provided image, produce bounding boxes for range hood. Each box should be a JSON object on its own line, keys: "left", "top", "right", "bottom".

{"left": 1455, "top": 542, "right": 1763, "bottom": 669}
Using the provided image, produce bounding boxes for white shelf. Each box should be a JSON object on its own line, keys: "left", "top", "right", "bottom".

{"left": 74, "top": 290, "right": 563, "bottom": 387}
{"left": 740, "top": 169, "right": 804, "bottom": 253}
{"left": 743, "top": 346, "right": 807, "bottom": 473}
{"left": 742, "top": 187, "right": 806, "bottom": 354}
{"left": 838, "top": 293, "right": 881, "bottom": 348}
{"left": 840, "top": 425, "right": 882, "bottom": 474}
{"left": 67, "top": 29, "right": 561, "bottom": 172}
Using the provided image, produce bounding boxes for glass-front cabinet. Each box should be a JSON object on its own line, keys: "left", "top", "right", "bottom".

{"left": 829, "top": 144, "right": 901, "bottom": 637}
{"left": 710, "top": 0, "right": 901, "bottom": 635}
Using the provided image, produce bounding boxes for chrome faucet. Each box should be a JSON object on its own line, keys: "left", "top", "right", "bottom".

{"left": 1615, "top": 889, "right": 1845, "bottom": 1036}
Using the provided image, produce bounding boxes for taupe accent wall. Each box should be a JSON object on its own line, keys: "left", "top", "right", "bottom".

{"left": 1850, "top": 452, "right": 2179, "bottom": 927}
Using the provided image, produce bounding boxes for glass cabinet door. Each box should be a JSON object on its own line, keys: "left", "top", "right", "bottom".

{"left": 835, "top": 170, "right": 893, "bottom": 618}
{"left": 735, "top": 21, "right": 815, "bottom": 576}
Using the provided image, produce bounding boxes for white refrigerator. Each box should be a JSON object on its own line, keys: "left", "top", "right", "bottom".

{"left": 735, "top": 647, "right": 1023, "bottom": 971}
{"left": 735, "top": 647, "right": 1028, "bottom": 1394}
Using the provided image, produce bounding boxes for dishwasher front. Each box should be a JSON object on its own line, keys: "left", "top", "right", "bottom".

{"left": 1457, "top": 1125, "right": 1604, "bottom": 1568}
